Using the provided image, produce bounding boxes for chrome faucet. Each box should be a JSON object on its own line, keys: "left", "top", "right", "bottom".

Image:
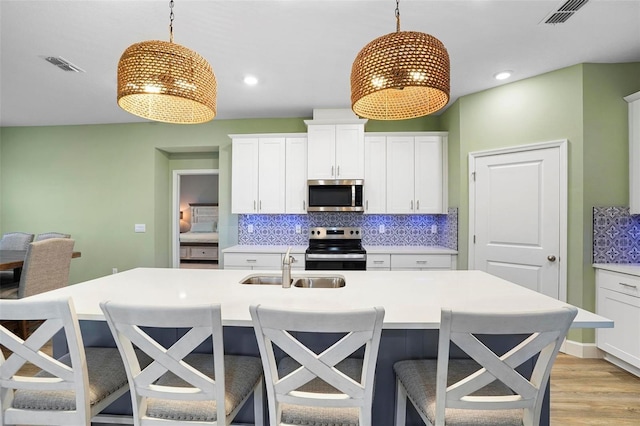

{"left": 282, "top": 247, "right": 293, "bottom": 288}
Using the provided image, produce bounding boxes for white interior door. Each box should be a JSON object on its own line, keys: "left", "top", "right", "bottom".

{"left": 469, "top": 141, "right": 567, "bottom": 300}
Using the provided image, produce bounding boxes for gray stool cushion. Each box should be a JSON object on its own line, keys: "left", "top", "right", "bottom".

{"left": 146, "top": 353, "right": 263, "bottom": 422}
{"left": 278, "top": 356, "right": 363, "bottom": 426}
{"left": 394, "top": 359, "right": 524, "bottom": 426}
{"left": 12, "top": 347, "right": 129, "bottom": 410}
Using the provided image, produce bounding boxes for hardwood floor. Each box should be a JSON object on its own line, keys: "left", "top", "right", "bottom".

{"left": 551, "top": 354, "right": 640, "bottom": 425}
{"left": 4, "top": 345, "right": 640, "bottom": 425}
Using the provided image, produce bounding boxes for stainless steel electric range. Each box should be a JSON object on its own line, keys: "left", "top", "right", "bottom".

{"left": 304, "top": 226, "right": 366, "bottom": 271}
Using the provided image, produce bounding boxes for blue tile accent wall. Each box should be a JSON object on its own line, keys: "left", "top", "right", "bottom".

{"left": 238, "top": 208, "right": 458, "bottom": 249}
{"left": 593, "top": 206, "right": 640, "bottom": 263}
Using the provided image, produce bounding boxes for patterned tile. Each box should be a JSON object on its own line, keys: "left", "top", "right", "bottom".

{"left": 238, "top": 208, "right": 459, "bottom": 249}
{"left": 593, "top": 207, "right": 640, "bottom": 263}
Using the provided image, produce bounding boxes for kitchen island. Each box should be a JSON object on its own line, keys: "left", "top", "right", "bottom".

{"left": 28, "top": 268, "right": 611, "bottom": 425}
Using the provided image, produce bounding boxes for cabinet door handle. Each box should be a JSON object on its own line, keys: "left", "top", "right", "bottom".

{"left": 303, "top": 200, "right": 306, "bottom": 210}
{"left": 260, "top": 200, "right": 262, "bottom": 211}
{"left": 253, "top": 200, "right": 256, "bottom": 211}
{"left": 366, "top": 200, "right": 369, "bottom": 211}
{"left": 331, "top": 166, "right": 335, "bottom": 177}
{"left": 411, "top": 200, "right": 414, "bottom": 210}
{"left": 337, "top": 165, "right": 340, "bottom": 176}
{"left": 416, "top": 200, "right": 420, "bottom": 210}
{"left": 416, "top": 260, "right": 428, "bottom": 264}
{"left": 373, "top": 260, "right": 384, "bottom": 264}
{"left": 246, "top": 259, "right": 257, "bottom": 263}
{"left": 619, "top": 282, "right": 638, "bottom": 289}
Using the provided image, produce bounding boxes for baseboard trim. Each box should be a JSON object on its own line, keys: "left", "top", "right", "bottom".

{"left": 560, "top": 339, "right": 603, "bottom": 359}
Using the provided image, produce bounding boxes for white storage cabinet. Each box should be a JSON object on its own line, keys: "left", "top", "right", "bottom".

{"left": 390, "top": 254, "right": 455, "bottom": 270}
{"left": 285, "top": 137, "right": 308, "bottom": 214}
{"left": 223, "top": 253, "right": 282, "bottom": 270}
{"left": 364, "top": 136, "right": 387, "bottom": 214}
{"left": 596, "top": 268, "right": 640, "bottom": 377}
{"left": 386, "top": 134, "right": 448, "bottom": 214}
{"left": 305, "top": 123, "right": 366, "bottom": 180}
{"left": 231, "top": 137, "right": 286, "bottom": 214}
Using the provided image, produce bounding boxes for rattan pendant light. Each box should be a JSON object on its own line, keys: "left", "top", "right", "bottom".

{"left": 117, "top": 0, "right": 216, "bottom": 124}
{"left": 351, "top": 0, "right": 450, "bottom": 120}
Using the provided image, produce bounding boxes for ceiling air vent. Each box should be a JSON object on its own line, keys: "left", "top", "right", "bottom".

{"left": 542, "top": 0, "right": 590, "bottom": 25}
{"left": 43, "top": 56, "right": 85, "bottom": 72}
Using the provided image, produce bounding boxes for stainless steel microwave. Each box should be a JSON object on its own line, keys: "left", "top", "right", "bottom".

{"left": 307, "top": 179, "right": 364, "bottom": 212}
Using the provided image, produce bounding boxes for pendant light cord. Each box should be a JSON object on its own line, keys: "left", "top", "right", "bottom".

{"left": 395, "top": 0, "right": 401, "bottom": 32}
{"left": 169, "top": 0, "right": 174, "bottom": 43}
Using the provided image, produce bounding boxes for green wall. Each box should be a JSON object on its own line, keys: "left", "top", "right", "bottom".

{"left": 442, "top": 62, "right": 640, "bottom": 342}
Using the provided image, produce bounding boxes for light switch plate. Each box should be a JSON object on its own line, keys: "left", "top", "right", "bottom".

{"left": 134, "top": 224, "right": 146, "bottom": 233}
{"left": 431, "top": 224, "right": 438, "bottom": 234}
{"left": 379, "top": 224, "right": 385, "bottom": 234}
{"left": 248, "top": 224, "right": 254, "bottom": 233}
{"left": 295, "top": 225, "right": 302, "bottom": 234}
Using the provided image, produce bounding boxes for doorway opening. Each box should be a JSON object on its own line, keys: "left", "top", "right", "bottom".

{"left": 172, "top": 169, "right": 219, "bottom": 268}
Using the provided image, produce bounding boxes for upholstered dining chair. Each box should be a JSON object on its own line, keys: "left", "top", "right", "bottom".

{"left": 35, "top": 232, "right": 71, "bottom": 241}
{"left": 0, "top": 238, "right": 75, "bottom": 300}
{"left": 394, "top": 306, "right": 578, "bottom": 426}
{"left": 0, "top": 232, "right": 34, "bottom": 250}
{"left": 0, "top": 232, "right": 35, "bottom": 285}
{"left": 100, "top": 301, "right": 264, "bottom": 426}
{"left": 0, "top": 297, "right": 132, "bottom": 426}
{"left": 250, "top": 304, "right": 385, "bottom": 426}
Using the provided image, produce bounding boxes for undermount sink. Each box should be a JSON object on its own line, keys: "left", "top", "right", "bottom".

{"left": 240, "top": 275, "right": 286, "bottom": 285}
{"left": 239, "top": 274, "right": 345, "bottom": 288}
{"left": 293, "top": 276, "right": 345, "bottom": 288}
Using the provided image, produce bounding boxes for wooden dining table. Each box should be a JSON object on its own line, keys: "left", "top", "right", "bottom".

{"left": 0, "top": 250, "right": 82, "bottom": 282}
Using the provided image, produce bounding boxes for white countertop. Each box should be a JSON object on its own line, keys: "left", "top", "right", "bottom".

{"left": 593, "top": 263, "right": 640, "bottom": 277}
{"left": 222, "top": 245, "right": 457, "bottom": 255}
{"left": 28, "top": 268, "right": 610, "bottom": 330}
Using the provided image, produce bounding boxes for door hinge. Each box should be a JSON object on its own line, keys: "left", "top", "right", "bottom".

{"left": 471, "top": 172, "right": 476, "bottom": 181}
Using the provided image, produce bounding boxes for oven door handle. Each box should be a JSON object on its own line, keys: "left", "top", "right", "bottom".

{"left": 305, "top": 253, "right": 367, "bottom": 260}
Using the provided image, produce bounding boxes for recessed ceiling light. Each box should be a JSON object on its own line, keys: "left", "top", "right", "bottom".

{"left": 494, "top": 71, "right": 513, "bottom": 81}
{"left": 243, "top": 75, "right": 258, "bottom": 86}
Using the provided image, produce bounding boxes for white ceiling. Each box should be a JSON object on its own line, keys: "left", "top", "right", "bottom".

{"left": 1, "top": 0, "right": 639, "bottom": 127}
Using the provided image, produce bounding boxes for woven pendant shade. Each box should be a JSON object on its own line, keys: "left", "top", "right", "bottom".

{"left": 351, "top": 30, "right": 450, "bottom": 120}
{"left": 117, "top": 40, "right": 217, "bottom": 124}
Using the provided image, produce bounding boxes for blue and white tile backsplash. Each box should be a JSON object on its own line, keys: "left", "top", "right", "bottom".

{"left": 238, "top": 208, "right": 458, "bottom": 250}
{"left": 593, "top": 206, "right": 640, "bottom": 263}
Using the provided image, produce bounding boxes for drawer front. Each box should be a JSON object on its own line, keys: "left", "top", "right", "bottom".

{"left": 367, "top": 254, "right": 391, "bottom": 269}
{"left": 597, "top": 270, "right": 640, "bottom": 298}
{"left": 391, "top": 254, "right": 452, "bottom": 270}
{"left": 189, "top": 247, "right": 218, "bottom": 259}
{"left": 289, "top": 253, "right": 306, "bottom": 270}
{"left": 224, "top": 253, "right": 282, "bottom": 268}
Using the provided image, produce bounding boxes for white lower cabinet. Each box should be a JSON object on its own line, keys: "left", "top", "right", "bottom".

{"left": 390, "top": 254, "right": 455, "bottom": 270}
{"left": 223, "top": 253, "right": 282, "bottom": 270}
{"left": 596, "top": 268, "right": 640, "bottom": 376}
{"left": 367, "top": 254, "right": 391, "bottom": 270}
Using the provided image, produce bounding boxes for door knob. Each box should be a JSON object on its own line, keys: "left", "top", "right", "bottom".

{"left": 547, "top": 255, "right": 557, "bottom": 262}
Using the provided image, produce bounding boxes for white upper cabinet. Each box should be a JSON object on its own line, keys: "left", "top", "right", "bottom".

{"left": 258, "top": 137, "right": 287, "bottom": 213}
{"left": 364, "top": 136, "right": 387, "bottom": 214}
{"left": 285, "top": 137, "right": 308, "bottom": 214}
{"left": 387, "top": 136, "right": 416, "bottom": 214}
{"left": 306, "top": 123, "right": 366, "bottom": 180}
{"left": 231, "top": 137, "right": 260, "bottom": 214}
{"left": 231, "top": 136, "right": 286, "bottom": 214}
{"left": 386, "top": 134, "right": 448, "bottom": 214}
{"left": 625, "top": 91, "right": 640, "bottom": 215}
